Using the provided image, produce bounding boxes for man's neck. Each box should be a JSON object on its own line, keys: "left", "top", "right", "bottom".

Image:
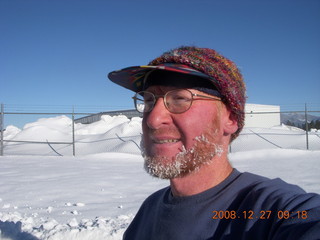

{"left": 169, "top": 156, "right": 233, "bottom": 197}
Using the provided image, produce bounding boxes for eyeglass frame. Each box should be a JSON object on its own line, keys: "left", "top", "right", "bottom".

{"left": 132, "top": 88, "right": 221, "bottom": 114}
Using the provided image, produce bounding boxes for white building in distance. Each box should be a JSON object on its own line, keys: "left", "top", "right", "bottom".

{"left": 244, "top": 104, "right": 280, "bottom": 128}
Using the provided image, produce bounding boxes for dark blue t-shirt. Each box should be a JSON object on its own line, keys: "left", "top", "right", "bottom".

{"left": 123, "top": 169, "right": 320, "bottom": 240}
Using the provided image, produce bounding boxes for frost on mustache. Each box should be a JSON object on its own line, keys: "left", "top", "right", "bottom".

{"left": 141, "top": 134, "right": 224, "bottom": 179}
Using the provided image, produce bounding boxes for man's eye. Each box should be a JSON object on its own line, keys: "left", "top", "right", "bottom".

{"left": 173, "top": 96, "right": 190, "bottom": 102}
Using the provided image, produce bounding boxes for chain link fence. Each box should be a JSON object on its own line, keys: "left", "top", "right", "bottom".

{"left": 1, "top": 104, "right": 319, "bottom": 156}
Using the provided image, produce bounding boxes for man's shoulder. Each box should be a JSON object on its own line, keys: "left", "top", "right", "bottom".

{"left": 237, "top": 172, "right": 306, "bottom": 193}
{"left": 235, "top": 171, "right": 320, "bottom": 211}
{"left": 238, "top": 171, "right": 306, "bottom": 194}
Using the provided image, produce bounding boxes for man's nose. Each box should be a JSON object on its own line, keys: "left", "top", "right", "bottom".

{"left": 144, "top": 98, "right": 172, "bottom": 130}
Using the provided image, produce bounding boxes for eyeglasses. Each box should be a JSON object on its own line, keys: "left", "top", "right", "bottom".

{"left": 132, "top": 89, "right": 221, "bottom": 114}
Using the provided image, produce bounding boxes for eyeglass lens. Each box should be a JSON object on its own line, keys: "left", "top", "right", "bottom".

{"left": 134, "top": 89, "right": 193, "bottom": 114}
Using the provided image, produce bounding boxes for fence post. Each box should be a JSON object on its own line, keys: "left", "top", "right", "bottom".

{"left": 72, "top": 106, "right": 75, "bottom": 156}
{"left": 305, "top": 103, "right": 309, "bottom": 150}
{"left": 0, "top": 103, "right": 3, "bottom": 156}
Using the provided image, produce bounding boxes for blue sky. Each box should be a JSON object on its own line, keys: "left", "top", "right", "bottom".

{"left": 1, "top": 0, "right": 320, "bottom": 127}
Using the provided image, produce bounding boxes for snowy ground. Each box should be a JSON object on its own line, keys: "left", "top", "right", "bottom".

{"left": 0, "top": 115, "right": 319, "bottom": 240}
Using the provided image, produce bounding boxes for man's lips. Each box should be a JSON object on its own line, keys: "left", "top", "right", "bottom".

{"left": 149, "top": 134, "right": 181, "bottom": 144}
{"left": 147, "top": 128, "right": 182, "bottom": 144}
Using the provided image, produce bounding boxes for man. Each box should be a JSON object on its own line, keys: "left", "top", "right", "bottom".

{"left": 108, "top": 46, "right": 320, "bottom": 239}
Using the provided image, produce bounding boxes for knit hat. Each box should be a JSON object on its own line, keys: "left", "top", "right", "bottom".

{"left": 108, "top": 46, "right": 246, "bottom": 141}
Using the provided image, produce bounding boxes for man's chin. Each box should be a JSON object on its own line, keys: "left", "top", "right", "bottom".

{"left": 142, "top": 154, "right": 180, "bottom": 179}
{"left": 142, "top": 147, "right": 200, "bottom": 179}
{"left": 140, "top": 133, "right": 223, "bottom": 179}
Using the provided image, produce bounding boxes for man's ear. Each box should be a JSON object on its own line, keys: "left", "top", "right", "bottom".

{"left": 222, "top": 108, "right": 239, "bottom": 136}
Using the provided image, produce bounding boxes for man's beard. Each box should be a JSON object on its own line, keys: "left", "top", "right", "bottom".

{"left": 141, "top": 131, "right": 224, "bottom": 179}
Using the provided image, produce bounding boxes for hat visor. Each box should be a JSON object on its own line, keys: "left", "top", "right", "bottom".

{"left": 107, "top": 63, "right": 212, "bottom": 92}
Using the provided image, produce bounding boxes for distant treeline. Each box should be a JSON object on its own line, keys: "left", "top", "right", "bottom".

{"left": 285, "top": 120, "right": 320, "bottom": 131}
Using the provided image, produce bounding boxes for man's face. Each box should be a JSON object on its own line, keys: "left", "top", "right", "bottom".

{"left": 141, "top": 85, "right": 226, "bottom": 179}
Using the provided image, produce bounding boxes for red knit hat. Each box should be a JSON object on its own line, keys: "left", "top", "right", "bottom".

{"left": 108, "top": 46, "right": 246, "bottom": 141}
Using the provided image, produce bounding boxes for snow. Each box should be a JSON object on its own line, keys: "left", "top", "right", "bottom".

{"left": 1, "top": 115, "right": 320, "bottom": 240}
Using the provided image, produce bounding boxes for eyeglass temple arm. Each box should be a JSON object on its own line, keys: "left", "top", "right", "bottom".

{"left": 192, "top": 93, "right": 221, "bottom": 101}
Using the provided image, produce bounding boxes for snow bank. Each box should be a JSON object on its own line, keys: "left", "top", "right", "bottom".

{"left": 3, "top": 115, "right": 319, "bottom": 156}
{"left": 3, "top": 115, "right": 142, "bottom": 156}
